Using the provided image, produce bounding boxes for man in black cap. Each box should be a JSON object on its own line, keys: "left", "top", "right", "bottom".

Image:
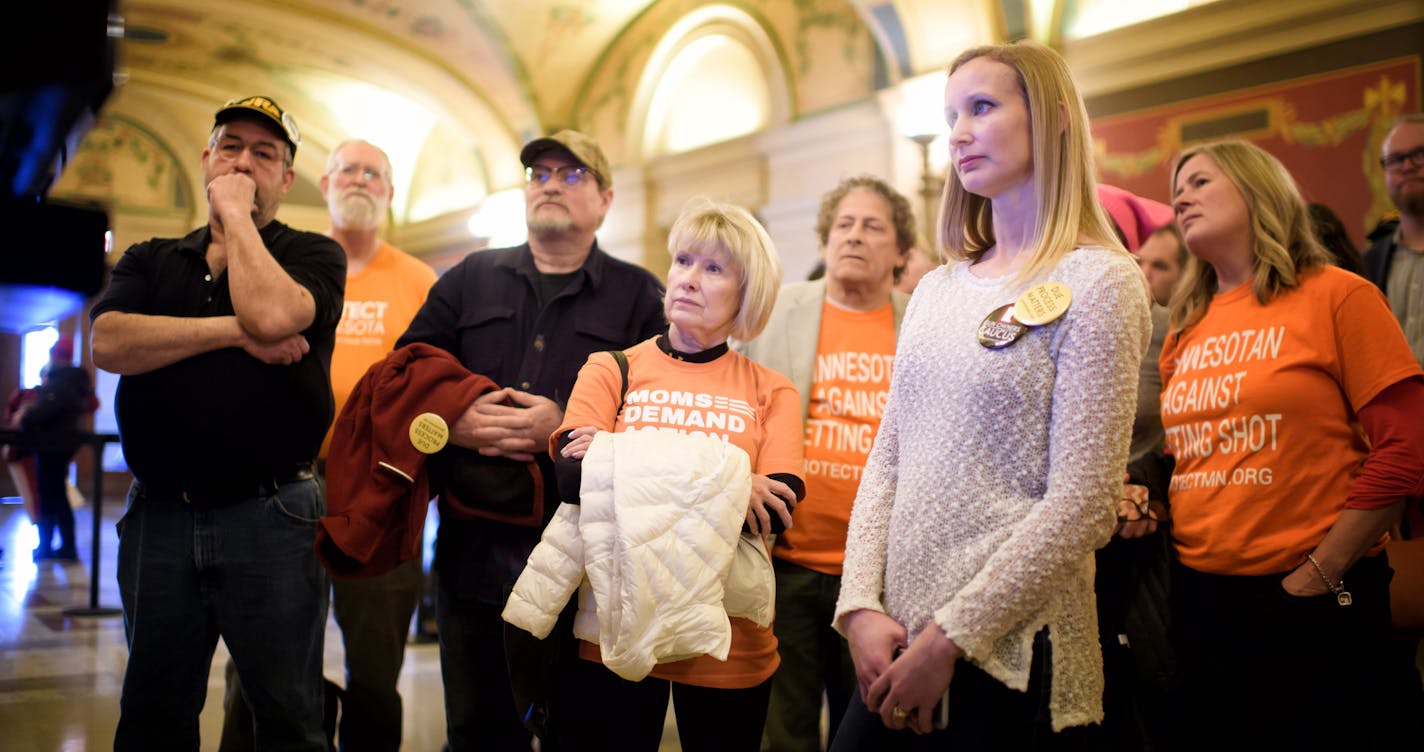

{"left": 91, "top": 95, "right": 345, "bottom": 751}
{"left": 396, "top": 130, "right": 664, "bottom": 750}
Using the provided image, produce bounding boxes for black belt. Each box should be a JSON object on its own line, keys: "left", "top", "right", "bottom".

{"left": 141, "top": 462, "right": 316, "bottom": 507}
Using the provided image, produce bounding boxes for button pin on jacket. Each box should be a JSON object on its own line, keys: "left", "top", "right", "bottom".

{"left": 409, "top": 412, "right": 449, "bottom": 454}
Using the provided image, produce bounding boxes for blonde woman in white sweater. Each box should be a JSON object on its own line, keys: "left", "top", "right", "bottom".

{"left": 831, "top": 41, "right": 1151, "bottom": 748}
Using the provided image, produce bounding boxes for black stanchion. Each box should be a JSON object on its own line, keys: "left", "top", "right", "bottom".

{"left": 62, "top": 432, "right": 122, "bottom": 617}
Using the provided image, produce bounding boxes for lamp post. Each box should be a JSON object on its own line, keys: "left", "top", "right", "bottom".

{"left": 908, "top": 132, "right": 943, "bottom": 246}
{"left": 895, "top": 71, "right": 948, "bottom": 250}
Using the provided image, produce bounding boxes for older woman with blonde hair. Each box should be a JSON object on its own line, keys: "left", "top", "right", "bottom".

{"left": 1162, "top": 139, "right": 1424, "bottom": 748}
{"left": 505, "top": 198, "right": 806, "bottom": 751}
{"left": 831, "top": 40, "right": 1150, "bottom": 748}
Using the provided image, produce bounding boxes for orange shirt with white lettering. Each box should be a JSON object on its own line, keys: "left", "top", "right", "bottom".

{"left": 558, "top": 336, "right": 804, "bottom": 689}
{"left": 1159, "top": 266, "right": 1421, "bottom": 575}
{"left": 775, "top": 301, "right": 896, "bottom": 575}
{"left": 322, "top": 242, "right": 438, "bottom": 457}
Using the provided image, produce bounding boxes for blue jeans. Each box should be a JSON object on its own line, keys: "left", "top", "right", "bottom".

{"left": 33, "top": 449, "right": 78, "bottom": 556}
{"left": 114, "top": 478, "right": 330, "bottom": 752}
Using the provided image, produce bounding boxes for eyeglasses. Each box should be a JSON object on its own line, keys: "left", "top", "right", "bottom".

{"left": 525, "top": 164, "right": 593, "bottom": 187}
{"left": 1381, "top": 146, "right": 1424, "bottom": 173}
{"left": 331, "top": 163, "right": 387, "bottom": 183}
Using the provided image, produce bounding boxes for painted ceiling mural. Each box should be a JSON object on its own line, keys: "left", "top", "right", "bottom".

{"left": 59, "top": 0, "right": 927, "bottom": 229}
{"left": 51, "top": 116, "right": 193, "bottom": 214}
{"left": 52, "top": 0, "right": 1406, "bottom": 246}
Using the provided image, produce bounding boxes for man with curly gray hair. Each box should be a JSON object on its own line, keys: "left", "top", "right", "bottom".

{"left": 736, "top": 174, "right": 915, "bottom": 751}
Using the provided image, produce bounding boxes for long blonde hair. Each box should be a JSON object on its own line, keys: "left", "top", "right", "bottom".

{"left": 1168, "top": 141, "right": 1331, "bottom": 331}
{"left": 938, "top": 40, "right": 1123, "bottom": 283}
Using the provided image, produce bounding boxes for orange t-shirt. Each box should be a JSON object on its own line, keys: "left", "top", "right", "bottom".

{"left": 322, "top": 243, "right": 438, "bottom": 457}
{"left": 557, "top": 336, "right": 804, "bottom": 689}
{"left": 775, "top": 301, "right": 896, "bottom": 575}
{"left": 1160, "top": 266, "right": 1422, "bottom": 575}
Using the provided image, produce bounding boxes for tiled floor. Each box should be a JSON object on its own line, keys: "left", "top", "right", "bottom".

{"left": 0, "top": 494, "right": 686, "bottom": 751}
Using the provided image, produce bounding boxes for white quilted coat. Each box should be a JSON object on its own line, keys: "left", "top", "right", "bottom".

{"left": 502, "top": 430, "right": 774, "bottom": 681}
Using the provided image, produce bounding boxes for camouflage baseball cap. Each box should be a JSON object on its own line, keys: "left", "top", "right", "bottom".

{"left": 519, "top": 130, "right": 611, "bottom": 189}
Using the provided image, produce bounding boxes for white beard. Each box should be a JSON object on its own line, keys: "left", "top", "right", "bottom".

{"left": 333, "top": 192, "right": 385, "bottom": 231}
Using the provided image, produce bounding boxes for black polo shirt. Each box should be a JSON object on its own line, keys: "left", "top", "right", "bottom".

{"left": 90, "top": 221, "right": 346, "bottom": 489}
{"left": 396, "top": 242, "right": 666, "bottom": 599}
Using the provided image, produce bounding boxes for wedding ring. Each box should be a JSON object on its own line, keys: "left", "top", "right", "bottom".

{"left": 892, "top": 705, "right": 908, "bottom": 720}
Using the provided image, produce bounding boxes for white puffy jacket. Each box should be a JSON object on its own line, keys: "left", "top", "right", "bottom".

{"left": 502, "top": 430, "right": 775, "bottom": 681}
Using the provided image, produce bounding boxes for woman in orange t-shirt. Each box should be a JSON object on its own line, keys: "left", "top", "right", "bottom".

{"left": 548, "top": 198, "right": 805, "bottom": 751}
{"left": 1162, "top": 140, "right": 1424, "bottom": 748}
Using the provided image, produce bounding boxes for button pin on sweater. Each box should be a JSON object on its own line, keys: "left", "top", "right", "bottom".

{"left": 977, "top": 304, "right": 1028, "bottom": 348}
{"left": 978, "top": 282, "right": 1073, "bottom": 349}
{"left": 1013, "top": 281, "right": 1071, "bottom": 325}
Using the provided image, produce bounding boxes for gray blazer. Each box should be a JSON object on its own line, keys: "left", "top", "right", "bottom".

{"left": 733, "top": 279, "right": 910, "bottom": 419}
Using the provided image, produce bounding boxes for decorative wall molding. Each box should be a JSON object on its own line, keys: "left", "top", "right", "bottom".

{"left": 1065, "top": 0, "right": 1424, "bottom": 97}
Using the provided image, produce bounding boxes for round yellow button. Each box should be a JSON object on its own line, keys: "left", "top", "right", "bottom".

{"left": 1013, "top": 282, "right": 1072, "bottom": 326}
{"left": 409, "top": 412, "right": 449, "bottom": 454}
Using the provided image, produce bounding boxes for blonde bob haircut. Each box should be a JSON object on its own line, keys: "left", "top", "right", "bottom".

{"left": 666, "top": 197, "right": 783, "bottom": 342}
{"left": 1167, "top": 140, "right": 1331, "bottom": 331}
{"left": 939, "top": 40, "right": 1124, "bottom": 283}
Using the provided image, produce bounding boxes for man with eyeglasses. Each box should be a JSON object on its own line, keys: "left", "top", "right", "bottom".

{"left": 218, "top": 138, "right": 438, "bottom": 752}
{"left": 1364, "top": 113, "right": 1424, "bottom": 367}
{"left": 91, "top": 96, "right": 345, "bottom": 750}
{"left": 395, "top": 130, "right": 665, "bottom": 751}
{"left": 1363, "top": 112, "right": 1424, "bottom": 749}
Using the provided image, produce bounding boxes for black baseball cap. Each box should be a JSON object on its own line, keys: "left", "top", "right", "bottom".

{"left": 214, "top": 95, "right": 301, "bottom": 157}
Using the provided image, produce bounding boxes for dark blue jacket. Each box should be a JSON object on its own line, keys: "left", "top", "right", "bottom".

{"left": 396, "top": 242, "right": 665, "bottom": 600}
{"left": 1361, "top": 218, "right": 1399, "bottom": 293}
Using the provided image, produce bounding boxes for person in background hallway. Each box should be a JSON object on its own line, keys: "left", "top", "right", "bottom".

{"left": 17, "top": 338, "right": 95, "bottom": 562}
{"left": 1364, "top": 113, "right": 1424, "bottom": 367}
{"left": 1161, "top": 139, "right": 1424, "bottom": 749}
{"left": 832, "top": 40, "right": 1150, "bottom": 748}
{"left": 395, "top": 130, "right": 665, "bottom": 751}
{"left": 1309, "top": 202, "right": 1365, "bottom": 274}
{"left": 894, "top": 238, "right": 938, "bottom": 296}
{"left": 90, "top": 95, "right": 344, "bottom": 751}
{"left": 219, "top": 139, "right": 438, "bottom": 752}
{"left": 735, "top": 175, "right": 913, "bottom": 752}
{"left": 1360, "top": 110, "right": 1424, "bottom": 746}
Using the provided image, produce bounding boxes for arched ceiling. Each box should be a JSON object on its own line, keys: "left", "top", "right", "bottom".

{"left": 87, "top": 0, "right": 1227, "bottom": 227}
{"left": 113, "top": 1, "right": 992, "bottom": 140}
{"left": 101, "top": 0, "right": 992, "bottom": 223}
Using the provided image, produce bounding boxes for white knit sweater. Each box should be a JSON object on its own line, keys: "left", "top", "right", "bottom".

{"left": 833, "top": 247, "right": 1151, "bottom": 730}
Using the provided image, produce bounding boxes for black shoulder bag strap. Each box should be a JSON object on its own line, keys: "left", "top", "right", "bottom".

{"left": 609, "top": 350, "right": 629, "bottom": 415}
